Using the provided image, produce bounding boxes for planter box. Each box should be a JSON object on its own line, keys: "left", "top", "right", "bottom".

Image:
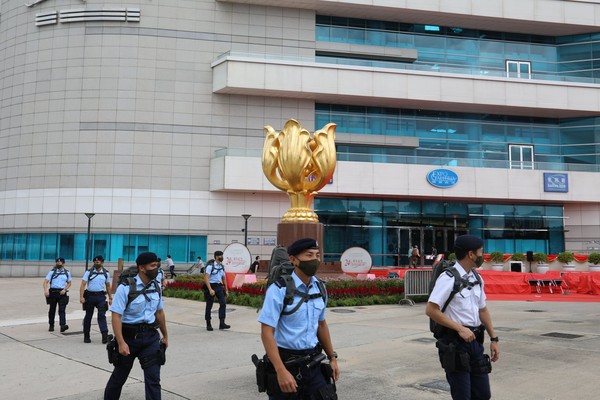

{"left": 536, "top": 264, "right": 550, "bottom": 274}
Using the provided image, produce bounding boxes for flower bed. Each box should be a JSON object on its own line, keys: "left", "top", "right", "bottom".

{"left": 163, "top": 276, "right": 405, "bottom": 307}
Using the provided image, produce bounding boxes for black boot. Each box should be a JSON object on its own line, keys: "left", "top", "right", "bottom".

{"left": 48, "top": 325, "right": 54, "bottom": 332}
{"left": 219, "top": 319, "right": 230, "bottom": 330}
{"left": 101, "top": 332, "right": 109, "bottom": 344}
{"left": 206, "top": 320, "right": 213, "bottom": 331}
{"left": 60, "top": 325, "right": 69, "bottom": 333}
{"left": 84, "top": 335, "right": 91, "bottom": 343}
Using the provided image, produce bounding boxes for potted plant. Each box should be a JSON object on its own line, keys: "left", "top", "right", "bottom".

{"left": 557, "top": 251, "right": 575, "bottom": 271}
{"left": 533, "top": 252, "right": 549, "bottom": 274}
{"left": 511, "top": 252, "right": 525, "bottom": 262}
{"left": 489, "top": 251, "right": 505, "bottom": 271}
{"left": 587, "top": 252, "right": 600, "bottom": 272}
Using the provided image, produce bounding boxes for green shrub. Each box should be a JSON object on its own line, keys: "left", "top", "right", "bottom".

{"left": 510, "top": 252, "right": 525, "bottom": 261}
{"left": 588, "top": 252, "right": 600, "bottom": 265}
{"left": 557, "top": 251, "right": 574, "bottom": 264}
{"left": 489, "top": 251, "right": 504, "bottom": 263}
{"left": 533, "top": 252, "right": 547, "bottom": 264}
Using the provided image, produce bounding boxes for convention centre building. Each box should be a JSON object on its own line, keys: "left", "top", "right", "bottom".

{"left": 1, "top": 0, "right": 600, "bottom": 273}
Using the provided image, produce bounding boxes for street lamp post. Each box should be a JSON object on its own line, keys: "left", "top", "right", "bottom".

{"left": 242, "top": 214, "right": 251, "bottom": 246}
{"left": 84, "top": 213, "right": 95, "bottom": 270}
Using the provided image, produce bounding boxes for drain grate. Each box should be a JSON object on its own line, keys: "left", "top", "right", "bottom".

{"left": 495, "top": 327, "right": 520, "bottom": 332}
{"left": 412, "top": 337, "right": 436, "bottom": 343}
{"left": 524, "top": 309, "right": 546, "bottom": 313}
{"left": 331, "top": 309, "right": 355, "bottom": 313}
{"left": 542, "top": 332, "right": 583, "bottom": 339}
{"left": 61, "top": 331, "right": 84, "bottom": 336}
{"left": 550, "top": 320, "right": 584, "bottom": 324}
{"left": 419, "top": 380, "right": 450, "bottom": 392}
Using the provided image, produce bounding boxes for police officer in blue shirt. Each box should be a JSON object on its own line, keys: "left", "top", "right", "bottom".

{"left": 43, "top": 257, "right": 72, "bottom": 332}
{"left": 204, "top": 250, "right": 230, "bottom": 331}
{"left": 156, "top": 258, "right": 165, "bottom": 291}
{"left": 258, "top": 238, "right": 340, "bottom": 399}
{"left": 79, "top": 255, "right": 113, "bottom": 344}
{"left": 104, "top": 252, "right": 168, "bottom": 400}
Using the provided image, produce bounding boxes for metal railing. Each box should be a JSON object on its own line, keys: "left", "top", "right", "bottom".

{"left": 400, "top": 269, "right": 433, "bottom": 306}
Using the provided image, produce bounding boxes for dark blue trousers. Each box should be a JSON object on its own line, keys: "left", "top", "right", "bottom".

{"left": 268, "top": 362, "right": 327, "bottom": 400}
{"left": 443, "top": 339, "right": 491, "bottom": 400}
{"left": 104, "top": 329, "right": 161, "bottom": 400}
{"left": 205, "top": 284, "right": 227, "bottom": 321}
{"left": 83, "top": 294, "right": 108, "bottom": 335}
{"left": 48, "top": 290, "right": 67, "bottom": 327}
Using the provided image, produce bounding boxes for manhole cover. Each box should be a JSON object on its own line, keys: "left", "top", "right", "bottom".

{"left": 62, "top": 331, "right": 84, "bottom": 336}
{"left": 495, "top": 327, "right": 520, "bottom": 332}
{"left": 211, "top": 308, "right": 236, "bottom": 314}
{"left": 551, "top": 320, "right": 584, "bottom": 324}
{"left": 419, "top": 379, "right": 450, "bottom": 392}
{"left": 524, "top": 309, "right": 546, "bottom": 313}
{"left": 541, "top": 332, "right": 583, "bottom": 339}
{"left": 331, "top": 309, "right": 355, "bottom": 313}
{"left": 412, "top": 337, "right": 436, "bottom": 343}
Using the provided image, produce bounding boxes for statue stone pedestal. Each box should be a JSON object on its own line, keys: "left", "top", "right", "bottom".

{"left": 277, "top": 223, "right": 324, "bottom": 251}
{"left": 277, "top": 223, "right": 343, "bottom": 275}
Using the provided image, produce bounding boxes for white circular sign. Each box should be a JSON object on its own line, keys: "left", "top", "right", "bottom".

{"left": 340, "top": 247, "right": 372, "bottom": 273}
{"left": 222, "top": 243, "right": 252, "bottom": 273}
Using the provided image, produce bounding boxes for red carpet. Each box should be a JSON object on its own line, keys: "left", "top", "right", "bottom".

{"left": 486, "top": 292, "right": 600, "bottom": 302}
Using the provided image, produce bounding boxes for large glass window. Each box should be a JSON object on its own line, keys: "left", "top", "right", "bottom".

{"left": 317, "top": 16, "right": 600, "bottom": 83}
{"left": 315, "top": 198, "right": 565, "bottom": 265}
{"left": 0, "top": 233, "right": 208, "bottom": 263}
{"left": 317, "top": 104, "right": 600, "bottom": 170}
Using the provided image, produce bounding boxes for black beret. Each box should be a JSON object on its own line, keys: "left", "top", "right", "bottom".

{"left": 55, "top": 257, "right": 65, "bottom": 263}
{"left": 136, "top": 252, "right": 158, "bottom": 266}
{"left": 93, "top": 255, "right": 104, "bottom": 262}
{"left": 288, "top": 238, "right": 319, "bottom": 256}
{"left": 454, "top": 235, "right": 484, "bottom": 251}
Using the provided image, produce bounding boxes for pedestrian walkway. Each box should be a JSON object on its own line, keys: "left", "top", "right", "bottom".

{"left": 1, "top": 278, "right": 599, "bottom": 399}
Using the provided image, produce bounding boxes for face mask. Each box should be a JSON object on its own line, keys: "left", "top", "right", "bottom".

{"left": 473, "top": 255, "right": 485, "bottom": 268}
{"left": 145, "top": 268, "right": 159, "bottom": 280}
{"left": 298, "top": 259, "right": 319, "bottom": 276}
{"left": 55, "top": 264, "right": 62, "bottom": 269}
{"left": 217, "top": 257, "right": 223, "bottom": 262}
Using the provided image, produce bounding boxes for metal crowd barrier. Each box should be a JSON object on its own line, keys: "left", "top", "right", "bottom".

{"left": 399, "top": 269, "right": 433, "bottom": 306}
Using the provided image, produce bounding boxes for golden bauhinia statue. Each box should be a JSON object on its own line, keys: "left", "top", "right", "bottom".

{"left": 262, "top": 119, "right": 337, "bottom": 223}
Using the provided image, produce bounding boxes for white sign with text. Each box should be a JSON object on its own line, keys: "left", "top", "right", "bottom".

{"left": 340, "top": 247, "right": 372, "bottom": 273}
{"left": 222, "top": 243, "right": 252, "bottom": 273}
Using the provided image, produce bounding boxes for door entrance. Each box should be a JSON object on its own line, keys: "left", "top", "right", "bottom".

{"left": 397, "top": 226, "right": 467, "bottom": 267}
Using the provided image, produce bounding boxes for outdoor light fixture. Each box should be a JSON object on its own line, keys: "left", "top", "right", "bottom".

{"left": 84, "top": 213, "right": 95, "bottom": 270}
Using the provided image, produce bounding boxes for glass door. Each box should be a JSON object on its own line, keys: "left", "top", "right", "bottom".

{"left": 506, "top": 60, "right": 531, "bottom": 79}
{"left": 509, "top": 144, "right": 534, "bottom": 169}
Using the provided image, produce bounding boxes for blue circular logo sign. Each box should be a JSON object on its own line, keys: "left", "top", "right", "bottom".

{"left": 426, "top": 169, "right": 458, "bottom": 188}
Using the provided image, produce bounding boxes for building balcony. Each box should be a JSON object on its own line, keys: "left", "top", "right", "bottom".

{"left": 217, "top": 0, "right": 600, "bottom": 36}
{"left": 212, "top": 52, "right": 600, "bottom": 118}
{"left": 209, "top": 148, "right": 600, "bottom": 203}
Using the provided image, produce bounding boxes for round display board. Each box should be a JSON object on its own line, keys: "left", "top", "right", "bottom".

{"left": 222, "top": 242, "right": 252, "bottom": 273}
{"left": 340, "top": 247, "right": 372, "bottom": 273}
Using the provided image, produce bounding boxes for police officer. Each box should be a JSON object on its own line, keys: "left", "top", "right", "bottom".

{"left": 43, "top": 257, "right": 72, "bottom": 332}
{"left": 80, "top": 255, "right": 113, "bottom": 344}
{"left": 156, "top": 257, "right": 165, "bottom": 291}
{"left": 204, "top": 250, "right": 230, "bottom": 331}
{"left": 104, "top": 252, "right": 168, "bottom": 400}
{"left": 258, "top": 238, "right": 340, "bottom": 399}
{"left": 426, "top": 235, "right": 500, "bottom": 400}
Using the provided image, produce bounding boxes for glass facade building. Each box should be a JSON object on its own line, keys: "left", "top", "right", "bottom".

{"left": 0, "top": 233, "right": 207, "bottom": 264}
{"left": 2, "top": 0, "right": 600, "bottom": 274}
